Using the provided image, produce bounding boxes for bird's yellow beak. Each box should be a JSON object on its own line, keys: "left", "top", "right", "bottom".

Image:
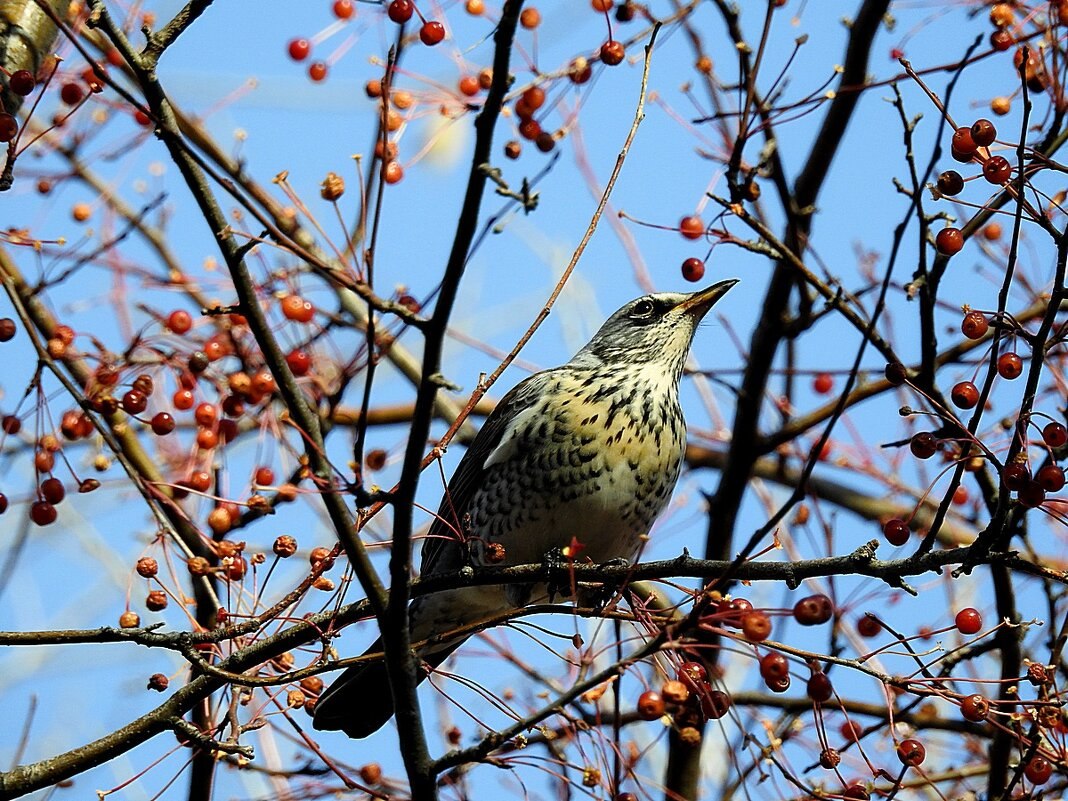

{"left": 675, "top": 278, "right": 739, "bottom": 316}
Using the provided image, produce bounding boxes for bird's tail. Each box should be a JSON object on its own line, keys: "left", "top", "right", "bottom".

{"left": 313, "top": 588, "right": 508, "bottom": 738}
{"left": 312, "top": 634, "right": 465, "bottom": 739}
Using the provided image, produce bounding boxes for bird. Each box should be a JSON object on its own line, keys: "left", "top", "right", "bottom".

{"left": 313, "top": 279, "right": 738, "bottom": 738}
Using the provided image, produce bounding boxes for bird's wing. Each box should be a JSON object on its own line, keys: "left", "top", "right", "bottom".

{"left": 419, "top": 369, "right": 554, "bottom": 576}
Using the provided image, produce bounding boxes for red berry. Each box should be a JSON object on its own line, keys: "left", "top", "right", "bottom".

{"left": 1018, "top": 481, "right": 1047, "bottom": 508}
{"left": 937, "top": 170, "right": 964, "bottom": 196}
{"left": 843, "top": 784, "right": 869, "bottom": 800}
{"left": 897, "top": 738, "right": 926, "bottom": 766}
{"left": 765, "top": 674, "right": 790, "bottom": 693}
{"left": 308, "top": 62, "right": 328, "bottom": 82}
{"left": 9, "top": 69, "right": 35, "bottom": 96}
{"left": 519, "top": 7, "right": 541, "bottom": 27}
{"left": 910, "top": 432, "right": 938, "bottom": 459}
{"left": 458, "top": 75, "right": 480, "bottom": 96}
{"left": 1003, "top": 462, "right": 1031, "bottom": 491}
{"left": 677, "top": 661, "right": 707, "bottom": 692}
{"left": 681, "top": 257, "right": 705, "bottom": 283}
{"left": 286, "top": 349, "right": 312, "bottom": 376}
{"left": 997, "top": 352, "right": 1023, "bottom": 379}
{"left": 387, "top": 0, "right": 414, "bottom": 22}
{"left": 717, "top": 596, "right": 753, "bottom": 627}
{"left": 30, "top": 500, "right": 57, "bottom": 526}
{"left": 883, "top": 517, "right": 910, "bottom": 546}
{"left": 1024, "top": 757, "right": 1053, "bottom": 785}
{"left": 936, "top": 227, "right": 964, "bottom": 256}
{"left": 952, "top": 126, "right": 977, "bottom": 155}
{"left": 522, "top": 86, "right": 545, "bottom": 111}
{"left": 857, "top": 615, "right": 882, "bottom": 637}
{"left": 333, "top": 0, "right": 355, "bottom": 18}
{"left": 193, "top": 403, "right": 216, "bottom": 428}
{"left": 636, "top": 690, "right": 665, "bottom": 720}
{"left": 961, "top": 311, "right": 989, "bottom": 339}
{"left": 569, "top": 58, "right": 592, "bottom": 84}
{"left": 1043, "top": 422, "right": 1067, "bottom": 448}
{"left": 990, "top": 29, "right": 1013, "bottom": 51}
{"left": 281, "top": 295, "right": 315, "bottom": 323}
{"left": 0, "top": 493, "right": 8, "bottom": 514}
{"left": 60, "top": 82, "right": 85, "bottom": 106}
{"left": 758, "top": 653, "right": 789, "bottom": 682}
{"left": 383, "top": 162, "right": 404, "bottom": 184}
{"left": 171, "top": 386, "right": 193, "bottom": 410}
{"left": 951, "top": 146, "right": 974, "bottom": 164}
{"left": 518, "top": 118, "right": 542, "bottom": 141}
{"left": 740, "top": 610, "right": 771, "bottom": 642}
{"left": 121, "top": 389, "right": 147, "bottom": 415}
{"left": 287, "top": 38, "right": 311, "bottom": 61}
{"left": 166, "top": 310, "right": 192, "bottom": 335}
{"left": 419, "top": 21, "right": 446, "bottom": 46}
{"left": 600, "top": 40, "right": 625, "bottom": 65}
{"left": 254, "top": 466, "right": 276, "bottom": 486}
{"left": 884, "top": 362, "right": 907, "bottom": 386}
{"left": 959, "top": 692, "right": 989, "bottom": 721}
{"left": 0, "top": 319, "right": 16, "bottom": 342}
{"left": 41, "top": 477, "right": 65, "bottom": 504}
{"left": 806, "top": 671, "right": 833, "bottom": 703}
{"left": 812, "top": 372, "right": 834, "bottom": 395}
{"left": 534, "top": 131, "right": 555, "bottom": 152}
{"left": 840, "top": 719, "right": 862, "bottom": 742}
{"left": 1036, "top": 465, "right": 1065, "bottom": 492}
{"left": 702, "top": 689, "right": 731, "bottom": 719}
{"left": 1, "top": 415, "right": 20, "bottom": 435}
{"left": 793, "top": 594, "right": 833, "bottom": 626}
{"left": 150, "top": 412, "right": 175, "bottom": 435}
{"left": 679, "top": 215, "right": 704, "bottom": 240}
{"left": 971, "top": 118, "right": 997, "bottom": 147}
{"left": 0, "top": 113, "right": 18, "bottom": 143}
{"left": 954, "top": 607, "right": 982, "bottom": 634}
{"left": 951, "top": 381, "right": 980, "bottom": 409}
{"left": 983, "top": 155, "right": 1012, "bottom": 184}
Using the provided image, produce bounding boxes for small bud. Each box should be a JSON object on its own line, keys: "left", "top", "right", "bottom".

{"left": 661, "top": 680, "right": 690, "bottom": 705}
{"left": 678, "top": 726, "right": 702, "bottom": 746}
{"left": 119, "top": 610, "right": 140, "bottom": 628}
{"left": 359, "top": 763, "right": 382, "bottom": 785}
{"left": 247, "top": 494, "right": 271, "bottom": 513}
{"left": 273, "top": 535, "right": 297, "bottom": 557}
{"left": 320, "top": 172, "right": 345, "bottom": 201}
{"left": 309, "top": 546, "right": 334, "bottom": 570}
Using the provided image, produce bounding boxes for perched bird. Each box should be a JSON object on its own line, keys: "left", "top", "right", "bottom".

{"left": 313, "top": 280, "right": 738, "bottom": 738}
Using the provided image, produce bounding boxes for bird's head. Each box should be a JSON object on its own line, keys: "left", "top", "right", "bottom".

{"left": 570, "top": 279, "right": 738, "bottom": 376}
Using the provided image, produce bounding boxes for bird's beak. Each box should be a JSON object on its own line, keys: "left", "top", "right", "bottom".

{"left": 675, "top": 278, "right": 739, "bottom": 316}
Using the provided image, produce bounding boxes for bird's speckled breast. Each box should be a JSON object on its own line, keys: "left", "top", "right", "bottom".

{"left": 469, "top": 365, "right": 686, "bottom": 567}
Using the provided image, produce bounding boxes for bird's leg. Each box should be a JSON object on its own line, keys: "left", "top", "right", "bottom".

{"left": 540, "top": 546, "right": 571, "bottom": 603}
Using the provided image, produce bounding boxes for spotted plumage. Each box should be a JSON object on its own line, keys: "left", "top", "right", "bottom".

{"left": 313, "top": 279, "right": 738, "bottom": 739}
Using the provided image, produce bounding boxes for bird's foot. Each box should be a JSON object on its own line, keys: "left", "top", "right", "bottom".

{"left": 540, "top": 547, "right": 573, "bottom": 602}
{"left": 576, "top": 557, "right": 631, "bottom": 610}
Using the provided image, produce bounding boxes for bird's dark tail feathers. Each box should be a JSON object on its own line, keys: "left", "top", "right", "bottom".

{"left": 312, "top": 636, "right": 463, "bottom": 739}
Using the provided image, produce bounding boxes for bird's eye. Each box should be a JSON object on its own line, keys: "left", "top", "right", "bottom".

{"left": 630, "top": 299, "right": 655, "bottom": 319}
